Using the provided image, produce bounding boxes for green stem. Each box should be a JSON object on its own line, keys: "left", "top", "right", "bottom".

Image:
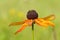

{"left": 52, "top": 28, "right": 57, "bottom": 40}
{"left": 32, "top": 22, "right": 34, "bottom": 40}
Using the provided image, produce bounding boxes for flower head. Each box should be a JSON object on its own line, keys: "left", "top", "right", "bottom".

{"left": 27, "top": 10, "right": 38, "bottom": 19}
{"left": 9, "top": 10, "right": 55, "bottom": 34}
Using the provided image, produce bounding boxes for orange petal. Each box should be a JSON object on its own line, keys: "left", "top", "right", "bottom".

{"left": 46, "top": 21, "right": 55, "bottom": 27}
{"left": 15, "top": 23, "right": 28, "bottom": 35}
{"left": 37, "top": 18, "right": 47, "bottom": 23}
{"left": 9, "top": 21, "right": 25, "bottom": 26}
{"left": 15, "top": 19, "right": 33, "bottom": 34}
{"left": 34, "top": 18, "right": 48, "bottom": 27}
{"left": 42, "top": 14, "right": 55, "bottom": 21}
{"left": 24, "top": 19, "right": 33, "bottom": 26}
{"left": 37, "top": 18, "right": 55, "bottom": 27}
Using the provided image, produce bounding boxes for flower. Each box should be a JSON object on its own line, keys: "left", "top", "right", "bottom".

{"left": 9, "top": 10, "right": 55, "bottom": 34}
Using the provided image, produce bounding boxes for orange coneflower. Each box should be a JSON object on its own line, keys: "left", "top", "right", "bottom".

{"left": 9, "top": 10, "right": 55, "bottom": 35}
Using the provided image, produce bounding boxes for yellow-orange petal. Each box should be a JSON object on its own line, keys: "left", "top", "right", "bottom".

{"left": 36, "top": 18, "right": 55, "bottom": 27}
{"left": 15, "top": 23, "right": 28, "bottom": 35}
{"left": 15, "top": 19, "right": 33, "bottom": 34}
{"left": 34, "top": 18, "right": 48, "bottom": 27}
{"left": 24, "top": 19, "right": 33, "bottom": 26}
{"left": 46, "top": 21, "right": 55, "bottom": 27}
{"left": 9, "top": 21, "right": 24, "bottom": 26}
{"left": 37, "top": 18, "right": 47, "bottom": 23}
{"left": 42, "top": 14, "right": 55, "bottom": 21}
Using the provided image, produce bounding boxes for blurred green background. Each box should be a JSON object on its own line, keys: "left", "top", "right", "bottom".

{"left": 0, "top": 0, "right": 60, "bottom": 40}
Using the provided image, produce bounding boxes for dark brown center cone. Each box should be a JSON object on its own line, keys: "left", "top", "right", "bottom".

{"left": 27, "top": 10, "right": 38, "bottom": 19}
